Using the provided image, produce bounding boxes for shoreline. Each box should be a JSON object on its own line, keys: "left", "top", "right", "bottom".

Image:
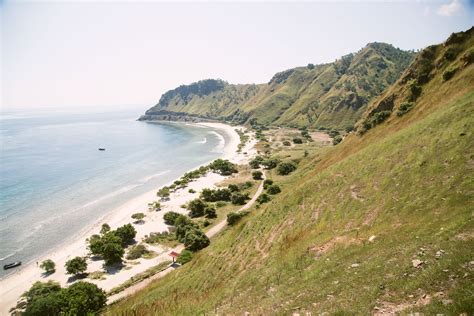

{"left": 0, "top": 121, "right": 253, "bottom": 315}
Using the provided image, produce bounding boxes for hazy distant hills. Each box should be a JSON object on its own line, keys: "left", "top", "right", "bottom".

{"left": 141, "top": 42, "right": 415, "bottom": 130}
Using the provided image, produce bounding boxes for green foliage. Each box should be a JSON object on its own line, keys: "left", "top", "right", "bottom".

{"left": 204, "top": 205, "right": 217, "bottom": 219}
{"left": 262, "top": 157, "right": 280, "bottom": 170}
{"left": 183, "top": 228, "right": 210, "bottom": 251}
{"left": 148, "top": 201, "right": 161, "bottom": 211}
{"left": 266, "top": 184, "right": 281, "bottom": 195}
{"left": 187, "top": 198, "right": 207, "bottom": 218}
{"left": 100, "top": 232, "right": 125, "bottom": 266}
{"left": 115, "top": 224, "right": 137, "bottom": 246}
{"left": 40, "top": 259, "right": 55, "bottom": 274}
{"left": 263, "top": 179, "right": 274, "bottom": 189}
{"left": 126, "top": 244, "right": 149, "bottom": 260}
{"left": 252, "top": 170, "right": 263, "bottom": 180}
{"left": 397, "top": 102, "right": 415, "bottom": 116}
{"left": 188, "top": 188, "right": 196, "bottom": 194}
{"left": 408, "top": 79, "right": 422, "bottom": 101}
{"left": 443, "top": 66, "right": 458, "bottom": 81}
{"left": 100, "top": 223, "right": 110, "bottom": 235}
{"left": 209, "top": 159, "right": 238, "bottom": 175}
{"left": 228, "top": 184, "right": 239, "bottom": 192}
{"left": 333, "top": 135, "right": 343, "bottom": 145}
{"left": 227, "top": 211, "right": 249, "bottom": 226}
{"left": 22, "top": 281, "right": 62, "bottom": 316}
{"left": 307, "top": 63, "right": 315, "bottom": 70}
{"left": 231, "top": 192, "right": 250, "bottom": 205}
{"left": 177, "top": 250, "right": 194, "bottom": 264}
{"left": 157, "top": 187, "right": 170, "bottom": 200}
{"left": 277, "top": 161, "right": 297, "bottom": 175}
{"left": 175, "top": 216, "right": 199, "bottom": 243}
{"left": 200, "top": 188, "right": 232, "bottom": 202}
{"left": 131, "top": 212, "right": 145, "bottom": 222}
{"left": 256, "top": 193, "right": 271, "bottom": 204}
{"left": 163, "top": 211, "right": 181, "bottom": 225}
{"left": 292, "top": 137, "right": 303, "bottom": 144}
{"left": 65, "top": 257, "right": 87, "bottom": 276}
{"left": 143, "top": 231, "right": 176, "bottom": 245}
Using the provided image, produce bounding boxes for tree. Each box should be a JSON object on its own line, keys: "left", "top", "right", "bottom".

{"left": 228, "top": 184, "right": 239, "bottom": 192}
{"left": 204, "top": 205, "right": 217, "bottom": 219}
{"left": 252, "top": 171, "right": 263, "bottom": 180}
{"left": 282, "top": 140, "right": 291, "bottom": 146}
{"left": 22, "top": 281, "right": 62, "bottom": 316}
{"left": 249, "top": 155, "right": 264, "bottom": 169}
{"left": 187, "top": 198, "right": 207, "bottom": 218}
{"left": 266, "top": 184, "right": 281, "bottom": 195}
{"left": 262, "top": 157, "right": 280, "bottom": 170}
{"left": 115, "top": 224, "right": 136, "bottom": 246}
{"left": 148, "top": 201, "right": 161, "bottom": 211}
{"left": 23, "top": 281, "right": 61, "bottom": 305}
{"left": 87, "top": 234, "right": 103, "bottom": 257}
{"left": 277, "top": 161, "right": 297, "bottom": 175}
{"left": 263, "top": 179, "right": 274, "bottom": 189}
{"left": 100, "top": 232, "right": 124, "bottom": 266}
{"left": 65, "top": 257, "right": 87, "bottom": 276}
{"left": 183, "top": 228, "right": 210, "bottom": 251}
{"left": 40, "top": 259, "right": 55, "bottom": 274}
{"left": 231, "top": 192, "right": 249, "bottom": 205}
{"left": 163, "top": 211, "right": 181, "bottom": 225}
{"left": 257, "top": 193, "right": 271, "bottom": 204}
{"left": 307, "top": 63, "right": 315, "bottom": 69}
{"left": 100, "top": 223, "right": 110, "bottom": 235}
{"left": 131, "top": 212, "right": 145, "bottom": 223}
{"left": 209, "top": 159, "right": 238, "bottom": 175}
{"left": 60, "top": 282, "right": 106, "bottom": 315}
{"left": 333, "top": 135, "right": 343, "bottom": 145}
{"left": 175, "top": 216, "right": 198, "bottom": 242}
{"left": 227, "top": 211, "right": 249, "bottom": 225}
{"left": 293, "top": 137, "right": 303, "bottom": 144}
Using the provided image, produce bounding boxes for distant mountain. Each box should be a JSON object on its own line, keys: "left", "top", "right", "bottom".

{"left": 140, "top": 43, "right": 415, "bottom": 130}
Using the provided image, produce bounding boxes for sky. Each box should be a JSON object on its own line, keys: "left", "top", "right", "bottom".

{"left": 1, "top": 0, "right": 473, "bottom": 111}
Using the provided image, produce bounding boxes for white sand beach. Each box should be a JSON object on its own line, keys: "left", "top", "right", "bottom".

{"left": 0, "top": 122, "right": 256, "bottom": 315}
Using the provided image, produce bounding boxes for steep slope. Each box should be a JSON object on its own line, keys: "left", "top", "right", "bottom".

{"left": 140, "top": 43, "right": 414, "bottom": 130}
{"left": 115, "top": 29, "right": 474, "bottom": 314}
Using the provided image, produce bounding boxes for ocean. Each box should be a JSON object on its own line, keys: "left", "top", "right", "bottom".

{"left": 0, "top": 107, "right": 227, "bottom": 277}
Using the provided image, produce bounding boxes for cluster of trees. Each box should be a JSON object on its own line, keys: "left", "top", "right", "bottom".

{"left": 19, "top": 281, "right": 106, "bottom": 315}
{"left": 300, "top": 127, "right": 312, "bottom": 140}
{"left": 227, "top": 211, "right": 249, "bottom": 225}
{"left": 163, "top": 212, "right": 210, "bottom": 251}
{"left": 249, "top": 155, "right": 298, "bottom": 176}
{"left": 209, "top": 159, "right": 238, "bottom": 175}
{"left": 87, "top": 223, "right": 136, "bottom": 266}
{"left": 200, "top": 188, "right": 232, "bottom": 202}
{"left": 156, "top": 166, "right": 210, "bottom": 201}
{"left": 187, "top": 199, "right": 217, "bottom": 218}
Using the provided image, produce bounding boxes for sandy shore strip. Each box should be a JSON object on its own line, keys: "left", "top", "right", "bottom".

{"left": 0, "top": 122, "right": 256, "bottom": 315}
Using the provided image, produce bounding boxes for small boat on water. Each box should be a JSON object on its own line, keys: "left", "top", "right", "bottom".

{"left": 3, "top": 261, "right": 21, "bottom": 270}
{"left": 98, "top": 148, "right": 106, "bottom": 151}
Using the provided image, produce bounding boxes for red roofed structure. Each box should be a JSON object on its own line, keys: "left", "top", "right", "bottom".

{"left": 169, "top": 251, "right": 179, "bottom": 262}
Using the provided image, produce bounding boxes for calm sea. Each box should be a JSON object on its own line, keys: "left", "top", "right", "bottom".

{"left": 0, "top": 107, "right": 227, "bottom": 277}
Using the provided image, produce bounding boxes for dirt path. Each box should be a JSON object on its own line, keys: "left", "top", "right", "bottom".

{"left": 107, "top": 171, "right": 266, "bottom": 304}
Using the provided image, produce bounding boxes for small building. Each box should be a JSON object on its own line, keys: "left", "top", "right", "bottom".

{"left": 169, "top": 251, "right": 179, "bottom": 262}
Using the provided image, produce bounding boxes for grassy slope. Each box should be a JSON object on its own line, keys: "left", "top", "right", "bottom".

{"left": 110, "top": 32, "right": 473, "bottom": 315}
{"left": 144, "top": 43, "right": 414, "bottom": 130}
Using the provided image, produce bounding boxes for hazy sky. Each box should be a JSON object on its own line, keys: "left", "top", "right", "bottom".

{"left": 1, "top": 0, "right": 473, "bottom": 111}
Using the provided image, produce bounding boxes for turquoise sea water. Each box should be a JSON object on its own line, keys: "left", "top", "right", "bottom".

{"left": 0, "top": 107, "right": 227, "bottom": 277}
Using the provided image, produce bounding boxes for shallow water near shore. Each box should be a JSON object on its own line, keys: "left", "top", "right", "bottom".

{"left": 0, "top": 107, "right": 227, "bottom": 277}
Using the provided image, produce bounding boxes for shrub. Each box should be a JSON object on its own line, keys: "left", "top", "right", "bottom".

{"left": 242, "top": 181, "right": 253, "bottom": 189}
{"left": 101, "top": 232, "right": 125, "bottom": 266}
{"left": 249, "top": 155, "right": 264, "bottom": 169}
{"left": 257, "top": 193, "right": 271, "bottom": 204}
{"left": 333, "top": 135, "right": 343, "bottom": 145}
{"left": 228, "top": 184, "right": 239, "bottom": 192}
{"left": 209, "top": 159, "right": 238, "bottom": 175}
{"left": 204, "top": 205, "right": 217, "bottom": 219}
{"left": 372, "top": 111, "right": 391, "bottom": 125}
{"left": 277, "top": 161, "right": 297, "bottom": 175}
{"left": 408, "top": 80, "right": 422, "bottom": 101}
{"left": 65, "top": 257, "right": 87, "bottom": 276}
{"left": 200, "top": 188, "right": 231, "bottom": 202}
{"left": 263, "top": 179, "right": 274, "bottom": 189}
{"left": 266, "top": 184, "right": 281, "bottom": 195}
{"left": 143, "top": 231, "right": 175, "bottom": 244}
{"left": 183, "top": 228, "right": 210, "bottom": 251}
{"left": 282, "top": 140, "right": 291, "bottom": 146}
{"left": 163, "top": 211, "right": 181, "bottom": 225}
{"left": 188, "top": 188, "right": 196, "bottom": 193}
{"left": 227, "top": 211, "right": 249, "bottom": 225}
{"left": 252, "top": 171, "right": 263, "bottom": 180}
{"left": 22, "top": 281, "right": 62, "bottom": 315}
{"left": 148, "top": 201, "right": 161, "bottom": 211}
{"left": 307, "top": 63, "right": 315, "bottom": 70}
{"left": 177, "top": 250, "right": 193, "bottom": 264}
{"left": 397, "top": 102, "right": 414, "bottom": 116}
{"left": 293, "top": 137, "right": 303, "bottom": 144}
{"left": 40, "top": 259, "right": 55, "bottom": 274}
{"left": 215, "top": 201, "right": 227, "bottom": 208}
{"left": 126, "top": 244, "right": 149, "bottom": 260}
{"left": 131, "top": 213, "right": 145, "bottom": 223}
{"left": 87, "top": 234, "right": 103, "bottom": 256}
{"left": 187, "top": 198, "right": 207, "bottom": 218}
{"left": 443, "top": 66, "right": 458, "bottom": 81}
{"left": 231, "top": 192, "right": 249, "bottom": 205}
{"left": 262, "top": 157, "right": 280, "bottom": 169}
{"left": 157, "top": 187, "right": 170, "bottom": 200}
{"left": 59, "top": 282, "right": 106, "bottom": 315}
{"left": 100, "top": 223, "right": 110, "bottom": 235}
{"left": 175, "top": 216, "right": 199, "bottom": 242}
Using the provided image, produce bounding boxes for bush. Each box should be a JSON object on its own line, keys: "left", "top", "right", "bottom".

{"left": 143, "top": 231, "right": 175, "bottom": 244}
{"left": 100, "top": 232, "right": 125, "bottom": 266}
{"left": 263, "top": 179, "right": 274, "bottom": 189}
{"left": 183, "top": 228, "right": 210, "bottom": 251}
{"left": 100, "top": 223, "right": 110, "bottom": 235}
{"left": 228, "top": 184, "right": 239, "bottom": 192}
{"left": 409, "top": 80, "right": 422, "bottom": 101}
{"left": 242, "top": 181, "right": 253, "bottom": 189}
{"left": 215, "top": 201, "right": 227, "bottom": 208}
{"left": 209, "top": 159, "right": 238, "bottom": 175}
{"left": 231, "top": 192, "right": 249, "bottom": 205}
{"left": 22, "top": 281, "right": 62, "bottom": 315}
{"left": 163, "top": 211, "right": 181, "bottom": 225}
{"left": 65, "top": 257, "right": 87, "bottom": 276}
{"left": 59, "top": 282, "right": 106, "bottom": 315}
{"left": 333, "top": 135, "right": 343, "bottom": 145}
{"left": 157, "top": 187, "right": 170, "bottom": 200}
{"left": 188, "top": 188, "right": 196, "bottom": 193}
{"left": 397, "top": 102, "right": 414, "bottom": 116}
{"left": 293, "top": 137, "right": 303, "bottom": 144}
{"left": 262, "top": 157, "right": 280, "bottom": 169}
{"left": 372, "top": 111, "right": 391, "bottom": 125}
{"left": 87, "top": 234, "right": 103, "bottom": 256}
{"left": 40, "top": 259, "right": 55, "bottom": 274}
{"left": 115, "top": 224, "right": 137, "bottom": 246}
{"left": 249, "top": 155, "right": 264, "bottom": 169}
{"left": 257, "top": 193, "right": 271, "bottom": 204}
{"left": 252, "top": 171, "right": 263, "bottom": 180}
{"left": 277, "top": 161, "right": 297, "bottom": 175}
{"left": 204, "top": 205, "right": 217, "bottom": 219}
{"left": 177, "top": 250, "right": 194, "bottom": 264}
{"left": 148, "top": 201, "right": 161, "bottom": 211}
{"left": 131, "top": 213, "right": 145, "bottom": 223}
{"left": 200, "top": 188, "right": 231, "bottom": 202}
{"left": 266, "top": 184, "right": 281, "bottom": 195}
{"left": 282, "top": 140, "right": 291, "bottom": 146}
{"left": 443, "top": 66, "right": 458, "bottom": 81}
{"left": 126, "top": 244, "right": 149, "bottom": 260}
{"left": 187, "top": 198, "right": 207, "bottom": 218}
{"left": 227, "top": 211, "right": 249, "bottom": 225}
{"left": 175, "top": 216, "right": 199, "bottom": 242}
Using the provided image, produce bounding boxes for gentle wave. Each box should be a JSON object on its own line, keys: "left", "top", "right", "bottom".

{"left": 208, "top": 131, "right": 225, "bottom": 153}
{"left": 196, "top": 137, "right": 207, "bottom": 144}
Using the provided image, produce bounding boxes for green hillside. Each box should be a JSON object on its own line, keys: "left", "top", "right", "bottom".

{"left": 112, "top": 28, "right": 474, "bottom": 314}
{"left": 140, "top": 43, "right": 414, "bottom": 130}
